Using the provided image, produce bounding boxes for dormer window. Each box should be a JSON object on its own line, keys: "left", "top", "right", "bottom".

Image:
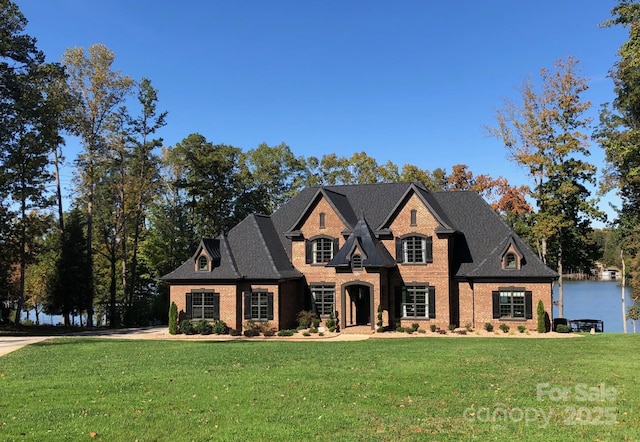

{"left": 197, "top": 255, "right": 208, "bottom": 271}
{"left": 352, "top": 253, "right": 363, "bottom": 271}
{"left": 504, "top": 252, "right": 518, "bottom": 269}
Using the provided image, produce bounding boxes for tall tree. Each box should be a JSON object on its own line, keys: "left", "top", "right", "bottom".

{"left": 166, "top": 134, "right": 242, "bottom": 238}
{"left": 124, "top": 78, "right": 165, "bottom": 314}
{"left": 489, "top": 57, "right": 601, "bottom": 317}
{"left": 0, "top": 1, "right": 69, "bottom": 324}
{"left": 62, "top": 43, "right": 134, "bottom": 326}
{"left": 48, "top": 208, "right": 90, "bottom": 325}
{"left": 596, "top": 0, "right": 640, "bottom": 297}
{"left": 239, "top": 142, "right": 306, "bottom": 214}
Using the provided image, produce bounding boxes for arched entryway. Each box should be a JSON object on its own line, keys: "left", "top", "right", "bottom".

{"left": 341, "top": 282, "right": 374, "bottom": 330}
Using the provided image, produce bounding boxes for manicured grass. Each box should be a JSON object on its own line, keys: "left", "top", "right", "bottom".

{"left": 1, "top": 335, "right": 639, "bottom": 441}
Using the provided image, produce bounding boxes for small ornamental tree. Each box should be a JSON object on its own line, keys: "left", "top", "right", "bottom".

{"left": 376, "top": 305, "right": 383, "bottom": 329}
{"left": 536, "top": 300, "right": 546, "bottom": 333}
{"left": 168, "top": 301, "right": 178, "bottom": 335}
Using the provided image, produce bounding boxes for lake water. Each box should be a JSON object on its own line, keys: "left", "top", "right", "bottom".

{"left": 553, "top": 280, "right": 636, "bottom": 333}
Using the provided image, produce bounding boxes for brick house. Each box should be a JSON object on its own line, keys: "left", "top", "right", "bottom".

{"left": 162, "top": 182, "right": 557, "bottom": 331}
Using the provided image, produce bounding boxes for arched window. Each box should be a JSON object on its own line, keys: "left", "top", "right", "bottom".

{"left": 397, "top": 235, "right": 433, "bottom": 263}
{"left": 312, "top": 237, "right": 334, "bottom": 263}
{"left": 505, "top": 253, "right": 517, "bottom": 269}
{"left": 197, "top": 255, "right": 208, "bottom": 271}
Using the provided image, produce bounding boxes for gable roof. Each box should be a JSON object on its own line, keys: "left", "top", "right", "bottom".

{"left": 161, "top": 237, "right": 240, "bottom": 281}
{"left": 162, "top": 215, "right": 302, "bottom": 282}
{"left": 326, "top": 216, "right": 396, "bottom": 268}
{"left": 432, "top": 191, "right": 557, "bottom": 279}
{"left": 164, "top": 182, "right": 557, "bottom": 283}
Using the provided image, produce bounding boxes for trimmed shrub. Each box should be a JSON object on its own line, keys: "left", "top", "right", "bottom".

{"left": 179, "top": 319, "right": 194, "bottom": 335}
{"left": 311, "top": 318, "right": 321, "bottom": 329}
{"left": 325, "top": 312, "right": 337, "bottom": 332}
{"left": 537, "top": 300, "right": 546, "bottom": 333}
{"left": 168, "top": 302, "right": 178, "bottom": 335}
{"left": 517, "top": 325, "right": 527, "bottom": 333}
{"left": 377, "top": 305, "right": 384, "bottom": 329}
{"left": 430, "top": 324, "right": 437, "bottom": 332}
{"left": 484, "top": 322, "right": 494, "bottom": 332}
{"left": 297, "top": 310, "right": 317, "bottom": 328}
{"left": 556, "top": 324, "right": 570, "bottom": 333}
{"left": 229, "top": 328, "right": 241, "bottom": 336}
{"left": 464, "top": 323, "right": 473, "bottom": 332}
{"left": 449, "top": 324, "right": 456, "bottom": 331}
{"left": 195, "top": 320, "right": 213, "bottom": 335}
{"left": 211, "top": 320, "right": 228, "bottom": 335}
{"left": 411, "top": 323, "right": 420, "bottom": 332}
{"left": 499, "top": 323, "right": 510, "bottom": 333}
{"left": 277, "top": 329, "right": 296, "bottom": 337}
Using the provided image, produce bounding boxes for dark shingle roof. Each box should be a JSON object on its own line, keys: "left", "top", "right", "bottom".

{"left": 432, "top": 191, "right": 557, "bottom": 279}
{"left": 327, "top": 216, "right": 396, "bottom": 268}
{"left": 161, "top": 237, "right": 240, "bottom": 281}
{"left": 164, "top": 183, "right": 557, "bottom": 283}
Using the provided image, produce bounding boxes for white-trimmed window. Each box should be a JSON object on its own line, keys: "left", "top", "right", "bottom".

{"left": 197, "top": 255, "right": 208, "bottom": 271}
{"left": 397, "top": 235, "right": 433, "bottom": 264}
{"left": 401, "top": 285, "right": 435, "bottom": 318}
{"left": 311, "top": 284, "right": 335, "bottom": 316}
{"left": 311, "top": 237, "right": 334, "bottom": 263}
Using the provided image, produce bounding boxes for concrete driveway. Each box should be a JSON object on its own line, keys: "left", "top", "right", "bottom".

{"left": 0, "top": 336, "right": 52, "bottom": 357}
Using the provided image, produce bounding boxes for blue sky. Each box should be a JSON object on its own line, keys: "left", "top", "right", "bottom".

{"left": 15, "top": 0, "right": 627, "bottom": 221}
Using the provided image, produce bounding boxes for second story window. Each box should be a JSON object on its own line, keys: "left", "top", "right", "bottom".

{"left": 396, "top": 235, "right": 433, "bottom": 264}
{"left": 313, "top": 237, "right": 334, "bottom": 264}
{"left": 319, "top": 212, "right": 326, "bottom": 229}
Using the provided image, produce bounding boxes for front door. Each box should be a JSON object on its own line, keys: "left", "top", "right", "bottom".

{"left": 349, "top": 285, "right": 370, "bottom": 326}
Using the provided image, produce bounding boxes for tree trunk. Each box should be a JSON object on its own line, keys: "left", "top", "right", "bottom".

{"left": 622, "top": 250, "right": 627, "bottom": 333}
{"left": 53, "top": 145, "right": 65, "bottom": 233}
{"left": 557, "top": 243, "right": 563, "bottom": 318}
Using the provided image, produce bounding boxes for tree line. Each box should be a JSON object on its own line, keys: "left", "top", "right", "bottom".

{"left": 1, "top": 0, "right": 638, "bottom": 326}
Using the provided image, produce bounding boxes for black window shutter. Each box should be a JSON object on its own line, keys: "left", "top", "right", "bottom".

{"left": 395, "top": 238, "right": 403, "bottom": 263}
{"left": 492, "top": 291, "right": 500, "bottom": 319}
{"left": 213, "top": 293, "right": 220, "bottom": 320}
{"left": 332, "top": 238, "right": 339, "bottom": 257}
{"left": 525, "top": 291, "right": 533, "bottom": 319}
{"left": 185, "top": 293, "right": 192, "bottom": 319}
{"left": 305, "top": 240, "right": 312, "bottom": 264}
{"left": 428, "top": 286, "right": 436, "bottom": 319}
{"left": 244, "top": 292, "right": 252, "bottom": 319}
{"left": 267, "top": 293, "right": 274, "bottom": 320}
{"left": 426, "top": 236, "right": 433, "bottom": 263}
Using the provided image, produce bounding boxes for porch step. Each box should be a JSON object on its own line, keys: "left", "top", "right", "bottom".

{"left": 340, "top": 325, "right": 376, "bottom": 335}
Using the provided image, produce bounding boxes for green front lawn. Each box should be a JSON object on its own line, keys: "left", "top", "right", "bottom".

{"left": 1, "top": 335, "right": 638, "bottom": 441}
